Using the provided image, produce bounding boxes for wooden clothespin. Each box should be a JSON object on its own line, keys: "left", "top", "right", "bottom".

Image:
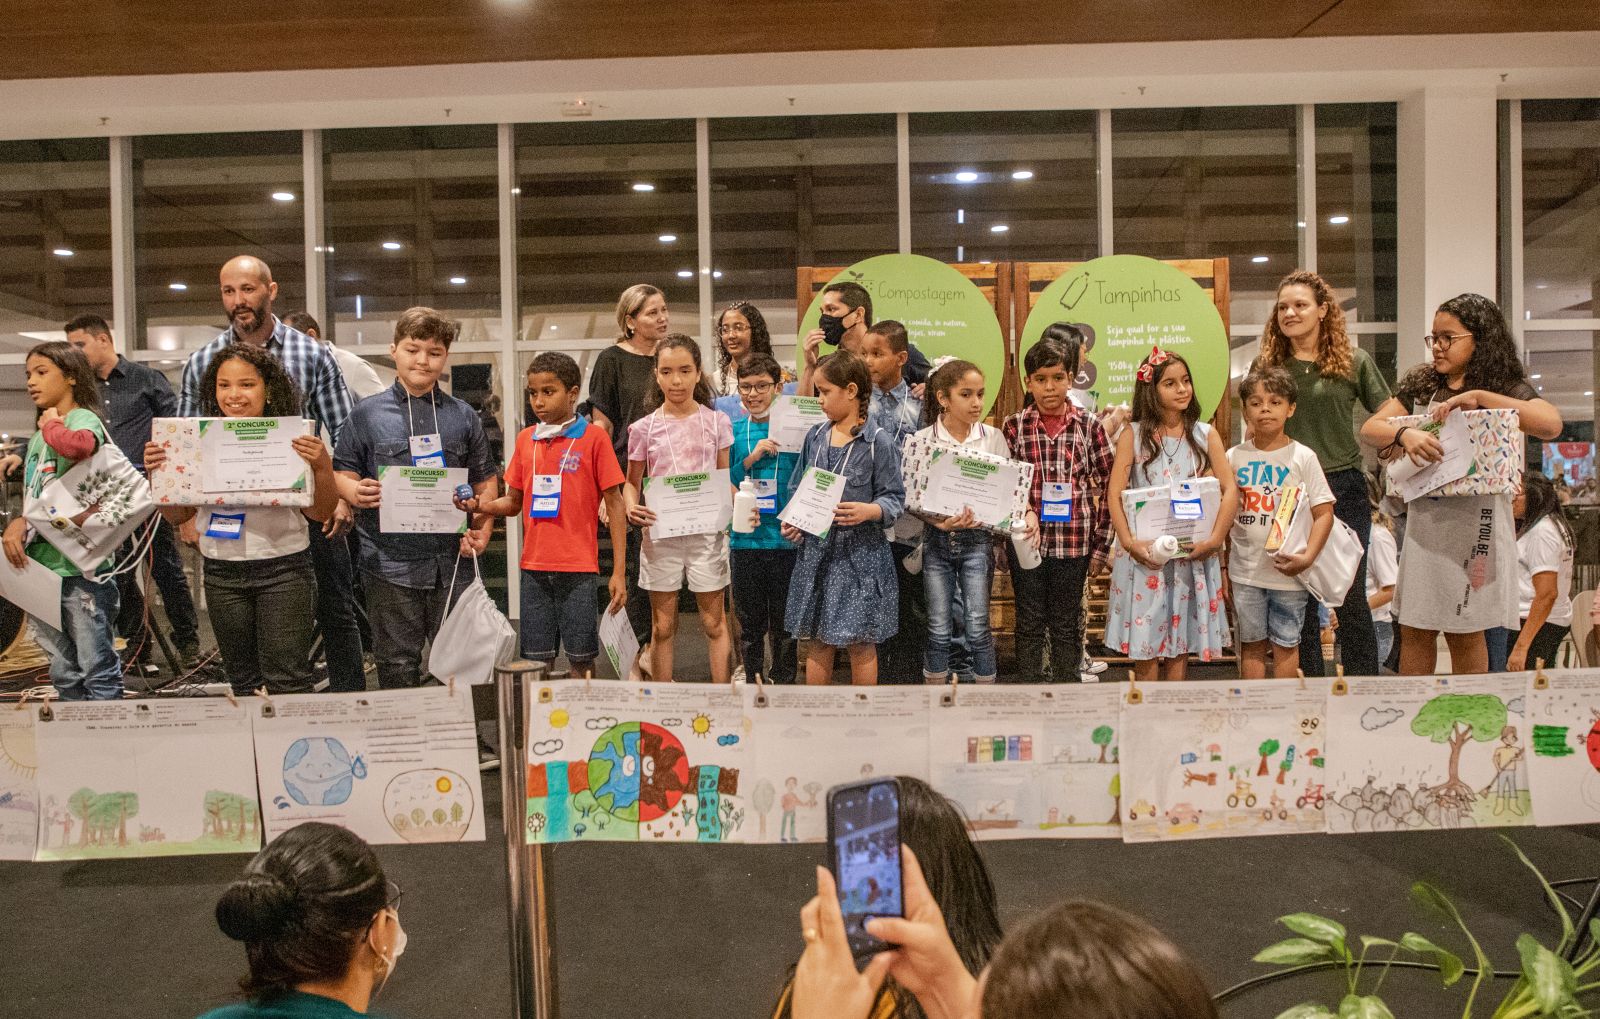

{"left": 1124, "top": 669, "right": 1143, "bottom": 705}
{"left": 448, "top": 675, "right": 456, "bottom": 697}
{"left": 1296, "top": 668, "right": 1307, "bottom": 692}
{"left": 1533, "top": 658, "right": 1549, "bottom": 690}
{"left": 1331, "top": 664, "right": 1348, "bottom": 697}
{"left": 223, "top": 688, "right": 238, "bottom": 708}
{"left": 751, "top": 670, "right": 768, "bottom": 709}
{"left": 940, "top": 676, "right": 958, "bottom": 707}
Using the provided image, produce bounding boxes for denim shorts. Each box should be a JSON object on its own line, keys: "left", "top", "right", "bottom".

{"left": 1233, "top": 582, "right": 1310, "bottom": 648}
{"left": 520, "top": 570, "right": 599, "bottom": 665}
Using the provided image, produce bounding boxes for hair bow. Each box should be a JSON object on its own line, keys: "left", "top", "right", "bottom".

{"left": 1135, "top": 345, "right": 1172, "bottom": 383}
{"left": 931, "top": 355, "right": 959, "bottom": 372}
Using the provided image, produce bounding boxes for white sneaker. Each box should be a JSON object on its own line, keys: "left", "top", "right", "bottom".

{"left": 1079, "top": 671, "right": 1101, "bottom": 683}
{"left": 1085, "top": 659, "right": 1108, "bottom": 674}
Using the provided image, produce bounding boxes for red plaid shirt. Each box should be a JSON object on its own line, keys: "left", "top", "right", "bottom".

{"left": 1002, "top": 404, "right": 1115, "bottom": 567}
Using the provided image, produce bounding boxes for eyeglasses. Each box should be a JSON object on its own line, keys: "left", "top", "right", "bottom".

{"left": 385, "top": 879, "right": 405, "bottom": 910}
{"left": 718, "top": 324, "right": 751, "bottom": 336}
{"left": 1424, "top": 332, "right": 1472, "bottom": 351}
{"left": 737, "top": 382, "right": 775, "bottom": 395}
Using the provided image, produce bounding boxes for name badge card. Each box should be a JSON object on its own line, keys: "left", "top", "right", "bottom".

{"left": 753, "top": 477, "right": 778, "bottom": 514}
{"left": 410, "top": 433, "right": 446, "bottom": 468}
{"left": 205, "top": 512, "right": 245, "bottom": 540}
{"left": 1041, "top": 481, "right": 1074, "bottom": 522}
{"left": 528, "top": 474, "right": 562, "bottom": 519}
{"left": 1170, "top": 479, "right": 1204, "bottom": 521}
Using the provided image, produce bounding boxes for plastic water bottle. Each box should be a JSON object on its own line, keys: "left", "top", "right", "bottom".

{"left": 731, "top": 478, "right": 758, "bottom": 534}
{"left": 1011, "top": 520, "right": 1042, "bottom": 570}
{"left": 903, "top": 541, "right": 924, "bottom": 575}
{"left": 1147, "top": 534, "right": 1182, "bottom": 566}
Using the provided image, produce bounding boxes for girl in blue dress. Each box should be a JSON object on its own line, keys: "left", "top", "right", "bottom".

{"left": 781, "top": 350, "right": 904, "bottom": 685}
{"left": 1106, "top": 347, "right": 1236, "bottom": 682}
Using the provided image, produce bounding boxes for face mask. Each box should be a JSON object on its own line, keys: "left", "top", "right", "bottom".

{"left": 533, "top": 416, "right": 574, "bottom": 440}
{"left": 819, "top": 312, "right": 849, "bottom": 346}
{"left": 372, "top": 908, "right": 407, "bottom": 997}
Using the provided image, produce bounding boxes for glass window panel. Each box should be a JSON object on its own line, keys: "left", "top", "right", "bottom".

{"left": 515, "top": 120, "right": 699, "bottom": 360}
{"left": 324, "top": 125, "right": 501, "bottom": 347}
{"left": 133, "top": 132, "right": 303, "bottom": 353}
{"left": 1525, "top": 330, "right": 1596, "bottom": 427}
{"left": 0, "top": 138, "right": 111, "bottom": 355}
{"left": 1522, "top": 99, "right": 1600, "bottom": 320}
{"left": 910, "top": 110, "right": 1096, "bottom": 265}
{"left": 1112, "top": 106, "right": 1298, "bottom": 334}
{"left": 1315, "top": 103, "right": 1398, "bottom": 325}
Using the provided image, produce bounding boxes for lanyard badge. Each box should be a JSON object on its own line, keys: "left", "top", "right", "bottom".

{"left": 205, "top": 511, "right": 245, "bottom": 540}
{"left": 1041, "top": 481, "right": 1073, "bottom": 522}
{"left": 410, "top": 433, "right": 445, "bottom": 468}
{"left": 753, "top": 477, "right": 777, "bottom": 514}
{"left": 528, "top": 474, "right": 562, "bottom": 519}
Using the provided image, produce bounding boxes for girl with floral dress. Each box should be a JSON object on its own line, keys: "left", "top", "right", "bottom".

{"left": 1105, "top": 348, "right": 1237, "bottom": 682}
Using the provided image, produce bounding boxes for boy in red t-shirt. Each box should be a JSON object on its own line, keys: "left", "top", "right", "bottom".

{"left": 465, "top": 352, "right": 626, "bottom": 676}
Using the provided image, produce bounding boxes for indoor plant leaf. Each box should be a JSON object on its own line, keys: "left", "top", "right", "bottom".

{"left": 1255, "top": 937, "right": 1340, "bottom": 965}
{"left": 1337, "top": 993, "right": 1396, "bottom": 1019}
{"left": 1516, "top": 933, "right": 1578, "bottom": 1012}
{"left": 1276, "top": 1005, "right": 1338, "bottom": 1019}
{"left": 1400, "top": 932, "right": 1466, "bottom": 986}
{"left": 1503, "top": 836, "right": 1576, "bottom": 955}
{"left": 1280, "top": 913, "right": 1350, "bottom": 947}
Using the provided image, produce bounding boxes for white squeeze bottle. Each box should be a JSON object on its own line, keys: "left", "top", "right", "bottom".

{"left": 732, "top": 478, "right": 759, "bottom": 534}
{"left": 1011, "top": 520, "right": 1042, "bottom": 570}
{"left": 1146, "top": 534, "right": 1182, "bottom": 566}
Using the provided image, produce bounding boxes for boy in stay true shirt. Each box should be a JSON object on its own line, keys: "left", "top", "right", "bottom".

{"left": 1225, "top": 364, "right": 1335, "bottom": 679}
{"left": 465, "top": 352, "right": 627, "bottom": 676}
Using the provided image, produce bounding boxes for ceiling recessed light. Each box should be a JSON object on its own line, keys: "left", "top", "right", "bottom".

{"left": 712, "top": 270, "right": 723, "bottom": 279}
{"left": 978, "top": 259, "right": 992, "bottom": 264}
{"left": 1327, "top": 214, "right": 1350, "bottom": 225}
{"left": 271, "top": 191, "right": 295, "bottom": 202}
{"left": 52, "top": 248, "right": 73, "bottom": 257}
{"left": 956, "top": 208, "right": 965, "bottom": 224}
{"left": 449, "top": 276, "right": 467, "bottom": 285}
{"left": 168, "top": 282, "right": 188, "bottom": 291}
{"left": 548, "top": 325, "right": 558, "bottom": 332}
{"left": 1587, "top": 391, "right": 1596, "bottom": 397}
{"left": 989, "top": 224, "right": 1009, "bottom": 233}
{"left": 1251, "top": 255, "right": 1269, "bottom": 263}
{"left": 1530, "top": 374, "right": 1542, "bottom": 380}
{"left": 658, "top": 234, "right": 677, "bottom": 243}
{"left": 676, "top": 269, "right": 694, "bottom": 279}
{"left": 1535, "top": 284, "right": 1548, "bottom": 289}
{"left": 510, "top": 187, "right": 522, "bottom": 195}
{"left": 632, "top": 182, "right": 655, "bottom": 192}
{"left": 1011, "top": 170, "right": 1034, "bottom": 181}
{"left": 1297, "top": 221, "right": 1307, "bottom": 229}
{"left": 954, "top": 171, "right": 979, "bottom": 183}
{"left": 381, "top": 241, "right": 403, "bottom": 251}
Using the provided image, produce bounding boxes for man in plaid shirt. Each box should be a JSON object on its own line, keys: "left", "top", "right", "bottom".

{"left": 178, "top": 255, "right": 367, "bottom": 692}
{"left": 1003, "top": 329, "right": 1113, "bottom": 682}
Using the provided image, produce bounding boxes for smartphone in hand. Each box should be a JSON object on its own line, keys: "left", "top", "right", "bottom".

{"left": 825, "top": 777, "right": 904, "bottom": 963}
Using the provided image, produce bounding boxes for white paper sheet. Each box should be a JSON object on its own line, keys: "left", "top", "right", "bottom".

{"left": 643, "top": 468, "right": 733, "bottom": 540}
{"left": 0, "top": 555, "right": 62, "bottom": 632}
{"left": 199, "top": 417, "right": 311, "bottom": 493}
{"left": 598, "top": 606, "right": 639, "bottom": 680}
{"left": 1387, "top": 412, "right": 1473, "bottom": 502}
{"left": 1526, "top": 668, "right": 1600, "bottom": 827}
{"left": 770, "top": 395, "right": 827, "bottom": 453}
{"left": 33, "top": 699, "right": 260, "bottom": 860}
{"left": 1324, "top": 674, "right": 1533, "bottom": 833}
{"left": 918, "top": 449, "right": 1025, "bottom": 528}
{"left": 743, "top": 686, "right": 930, "bottom": 844}
{"left": 252, "top": 687, "right": 486, "bottom": 846}
{"left": 928, "top": 684, "right": 1126, "bottom": 840}
{"left": 778, "top": 466, "right": 845, "bottom": 537}
{"left": 1119, "top": 678, "right": 1329, "bottom": 842}
{"left": 524, "top": 681, "right": 748, "bottom": 844}
{"left": 0, "top": 710, "right": 40, "bottom": 861}
{"left": 379, "top": 466, "right": 469, "bottom": 534}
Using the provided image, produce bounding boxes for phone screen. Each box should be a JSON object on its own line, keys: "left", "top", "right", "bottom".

{"left": 828, "top": 778, "right": 903, "bottom": 959}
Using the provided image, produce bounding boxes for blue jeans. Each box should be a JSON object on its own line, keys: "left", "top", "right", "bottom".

{"left": 33, "top": 573, "right": 123, "bottom": 700}
{"left": 520, "top": 570, "right": 600, "bottom": 668}
{"left": 1374, "top": 619, "right": 1394, "bottom": 668}
{"left": 923, "top": 529, "right": 996, "bottom": 680}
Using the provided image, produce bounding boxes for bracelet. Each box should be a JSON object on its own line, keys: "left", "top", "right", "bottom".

{"left": 1382, "top": 424, "right": 1409, "bottom": 454}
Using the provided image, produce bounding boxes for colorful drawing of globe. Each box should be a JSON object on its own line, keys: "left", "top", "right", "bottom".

{"left": 587, "top": 722, "right": 689, "bottom": 823}
{"left": 283, "top": 737, "right": 367, "bottom": 807}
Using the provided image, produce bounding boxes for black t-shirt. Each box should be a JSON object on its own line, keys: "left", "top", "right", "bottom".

{"left": 587, "top": 343, "right": 656, "bottom": 466}
{"left": 1399, "top": 378, "right": 1539, "bottom": 413}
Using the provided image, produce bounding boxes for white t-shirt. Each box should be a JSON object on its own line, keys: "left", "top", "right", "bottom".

{"left": 198, "top": 504, "right": 311, "bottom": 562}
{"left": 1365, "top": 523, "right": 1399, "bottom": 622}
{"left": 1516, "top": 515, "right": 1574, "bottom": 626}
{"left": 1227, "top": 437, "right": 1335, "bottom": 592}
{"left": 329, "top": 343, "right": 389, "bottom": 401}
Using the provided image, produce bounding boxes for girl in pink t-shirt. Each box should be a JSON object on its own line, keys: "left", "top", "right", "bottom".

{"left": 624, "top": 335, "right": 734, "bottom": 682}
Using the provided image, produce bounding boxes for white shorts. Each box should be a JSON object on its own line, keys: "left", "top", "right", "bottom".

{"left": 638, "top": 531, "right": 731, "bottom": 593}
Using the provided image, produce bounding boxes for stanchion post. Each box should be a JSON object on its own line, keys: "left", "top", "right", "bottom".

{"left": 496, "top": 660, "right": 558, "bottom": 1019}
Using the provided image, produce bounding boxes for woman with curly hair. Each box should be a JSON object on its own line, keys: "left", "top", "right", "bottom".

{"left": 1359, "top": 293, "right": 1562, "bottom": 675}
{"left": 712, "top": 302, "right": 795, "bottom": 422}
{"left": 1254, "top": 270, "right": 1391, "bottom": 676}
{"left": 145, "top": 344, "right": 339, "bottom": 695}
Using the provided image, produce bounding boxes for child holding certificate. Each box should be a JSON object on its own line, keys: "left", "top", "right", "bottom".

{"left": 1105, "top": 347, "right": 1236, "bottom": 682}
{"left": 622, "top": 334, "right": 735, "bottom": 683}
{"left": 728, "top": 353, "right": 799, "bottom": 684}
{"left": 463, "top": 352, "right": 627, "bottom": 677}
{"left": 2, "top": 343, "right": 122, "bottom": 700}
{"left": 143, "top": 344, "right": 339, "bottom": 695}
{"left": 910, "top": 358, "right": 1008, "bottom": 685}
{"left": 780, "top": 350, "right": 904, "bottom": 685}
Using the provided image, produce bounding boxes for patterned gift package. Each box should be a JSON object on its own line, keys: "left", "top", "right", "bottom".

{"left": 1118, "top": 476, "right": 1222, "bottom": 547}
{"left": 901, "top": 432, "right": 1034, "bottom": 536}
{"left": 147, "top": 417, "right": 316, "bottom": 507}
{"left": 1386, "top": 408, "right": 1522, "bottom": 497}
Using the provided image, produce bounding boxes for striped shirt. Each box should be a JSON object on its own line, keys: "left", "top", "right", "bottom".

{"left": 178, "top": 317, "right": 353, "bottom": 443}
{"left": 1002, "top": 404, "right": 1115, "bottom": 565}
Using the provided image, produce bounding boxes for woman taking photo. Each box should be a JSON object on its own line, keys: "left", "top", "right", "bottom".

{"left": 1360, "top": 293, "right": 1562, "bottom": 675}
{"left": 1255, "top": 270, "right": 1391, "bottom": 676}
{"left": 588, "top": 284, "right": 671, "bottom": 667}
{"left": 198, "top": 823, "right": 405, "bottom": 1018}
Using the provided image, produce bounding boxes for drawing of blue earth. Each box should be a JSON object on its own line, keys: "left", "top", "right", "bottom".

{"left": 283, "top": 737, "right": 368, "bottom": 806}
{"left": 588, "top": 725, "right": 641, "bottom": 820}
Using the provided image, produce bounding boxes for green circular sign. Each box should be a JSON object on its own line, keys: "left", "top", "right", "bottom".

{"left": 1018, "top": 255, "right": 1229, "bottom": 420}
{"left": 798, "top": 254, "right": 1006, "bottom": 415}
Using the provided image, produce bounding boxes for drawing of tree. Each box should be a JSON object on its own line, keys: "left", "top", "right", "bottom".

{"left": 202, "top": 792, "right": 227, "bottom": 838}
{"left": 1276, "top": 745, "right": 1296, "bottom": 785}
{"left": 1092, "top": 726, "right": 1114, "bottom": 764}
{"left": 1107, "top": 772, "right": 1121, "bottom": 824}
{"left": 68, "top": 788, "right": 97, "bottom": 847}
{"left": 104, "top": 792, "right": 139, "bottom": 847}
{"left": 1411, "top": 693, "right": 1507, "bottom": 809}
{"left": 451, "top": 802, "right": 465, "bottom": 824}
{"left": 752, "top": 780, "right": 776, "bottom": 838}
{"left": 1257, "top": 739, "right": 1280, "bottom": 776}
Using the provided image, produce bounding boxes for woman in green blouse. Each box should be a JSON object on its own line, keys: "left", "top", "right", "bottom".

{"left": 197, "top": 824, "right": 405, "bottom": 1019}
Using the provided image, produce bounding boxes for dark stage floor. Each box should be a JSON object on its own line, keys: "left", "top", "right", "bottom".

{"left": 3, "top": 768, "right": 1596, "bottom": 1019}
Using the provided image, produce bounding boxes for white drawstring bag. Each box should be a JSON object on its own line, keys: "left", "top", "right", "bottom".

{"left": 428, "top": 553, "right": 516, "bottom": 686}
{"left": 1278, "top": 497, "right": 1364, "bottom": 609}
{"left": 23, "top": 440, "right": 157, "bottom": 574}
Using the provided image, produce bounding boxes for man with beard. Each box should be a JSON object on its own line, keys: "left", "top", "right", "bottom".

{"left": 179, "top": 255, "right": 366, "bottom": 692}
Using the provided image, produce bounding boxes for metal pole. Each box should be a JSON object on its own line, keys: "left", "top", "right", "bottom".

{"left": 496, "top": 659, "right": 557, "bottom": 1018}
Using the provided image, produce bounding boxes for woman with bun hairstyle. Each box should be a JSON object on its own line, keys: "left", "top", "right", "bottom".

{"left": 199, "top": 823, "right": 405, "bottom": 1018}
{"left": 1254, "top": 270, "right": 1391, "bottom": 676}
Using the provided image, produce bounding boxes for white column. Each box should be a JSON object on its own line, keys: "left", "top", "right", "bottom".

{"left": 696, "top": 117, "right": 713, "bottom": 356}
{"left": 301, "top": 129, "right": 328, "bottom": 331}
{"left": 109, "top": 136, "right": 136, "bottom": 346}
{"left": 497, "top": 123, "right": 522, "bottom": 620}
{"left": 1396, "top": 86, "right": 1499, "bottom": 352}
{"left": 1296, "top": 104, "right": 1318, "bottom": 272}
{"left": 896, "top": 112, "right": 911, "bottom": 254}
{"left": 1096, "top": 109, "right": 1113, "bottom": 257}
